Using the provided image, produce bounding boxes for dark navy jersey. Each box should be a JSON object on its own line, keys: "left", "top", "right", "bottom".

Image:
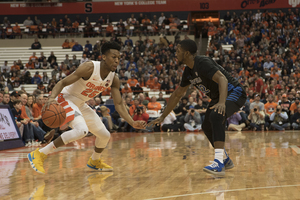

{"left": 180, "top": 55, "right": 242, "bottom": 100}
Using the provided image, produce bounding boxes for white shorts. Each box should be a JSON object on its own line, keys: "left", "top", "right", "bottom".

{"left": 56, "top": 93, "right": 106, "bottom": 133}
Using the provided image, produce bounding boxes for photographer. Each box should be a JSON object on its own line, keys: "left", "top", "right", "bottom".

{"left": 270, "top": 105, "right": 290, "bottom": 131}
{"left": 161, "top": 110, "right": 183, "bottom": 132}
{"left": 248, "top": 105, "right": 265, "bottom": 131}
{"left": 184, "top": 109, "right": 202, "bottom": 132}
{"left": 291, "top": 105, "right": 300, "bottom": 130}
{"left": 131, "top": 106, "right": 149, "bottom": 132}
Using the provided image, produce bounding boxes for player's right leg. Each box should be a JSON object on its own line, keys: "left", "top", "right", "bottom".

{"left": 28, "top": 115, "right": 89, "bottom": 174}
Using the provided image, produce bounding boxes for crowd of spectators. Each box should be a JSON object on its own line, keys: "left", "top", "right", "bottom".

{"left": 1, "top": 8, "right": 300, "bottom": 137}
{"left": 0, "top": 13, "right": 187, "bottom": 39}
{"left": 205, "top": 9, "right": 300, "bottom": 131}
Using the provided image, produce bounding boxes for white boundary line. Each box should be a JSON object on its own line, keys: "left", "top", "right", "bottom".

{"left": 144, "top": 184, "right": 300, "bottom": 200}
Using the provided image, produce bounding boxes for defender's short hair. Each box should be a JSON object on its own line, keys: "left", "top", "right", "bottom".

{"left": 101, "top": 41, "right": 121, "bottom": 55}
{"left": 179, "top": 39, "right": 198, "bottom": 55}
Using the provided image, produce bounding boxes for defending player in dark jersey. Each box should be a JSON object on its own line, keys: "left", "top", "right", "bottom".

{"left": 149, "top": 39, "right": 246, "bottom": 176}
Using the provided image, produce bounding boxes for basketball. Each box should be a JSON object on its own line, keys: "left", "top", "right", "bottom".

{"left": 42, "top": 104, "right": 66, "bottom": 128}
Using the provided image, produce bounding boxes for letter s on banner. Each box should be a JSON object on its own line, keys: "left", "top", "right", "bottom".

{"left": 85, "top": 3, "right": 92, "bottom": 13}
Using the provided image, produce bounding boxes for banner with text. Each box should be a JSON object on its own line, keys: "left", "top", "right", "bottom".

{"left": 0, "top": 0, "right": 299, "bottom": 15}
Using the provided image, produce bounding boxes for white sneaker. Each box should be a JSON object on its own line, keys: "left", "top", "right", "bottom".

{"left": 25, "top": 141, "right": 32, "bottom": 147}
{"left": 32, "top": 141, "right": 42, "bottom": 147}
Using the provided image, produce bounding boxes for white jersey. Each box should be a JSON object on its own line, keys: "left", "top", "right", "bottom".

{"left": 61, "top": 61, "right": 115, "bottom": 103}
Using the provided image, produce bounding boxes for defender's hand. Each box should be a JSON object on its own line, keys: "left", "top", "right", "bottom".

{"left": 210, "top": 102, "right": 226, "bottom": 116}
{"left": 147, "top": 116, "right": 164, "bottom": 127}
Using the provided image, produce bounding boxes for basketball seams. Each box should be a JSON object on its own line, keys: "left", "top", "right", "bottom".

{"left": 42, "top": 104, "right": 66, "bottom": 128}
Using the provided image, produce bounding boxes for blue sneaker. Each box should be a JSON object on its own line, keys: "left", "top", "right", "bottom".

{"left": 223, "top": 156, "right": 234, "bottom": 170}
{"left": 203, "top": 159, "right": 225, "bottom": 176}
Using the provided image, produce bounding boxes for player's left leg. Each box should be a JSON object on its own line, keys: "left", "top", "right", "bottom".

{"left": 80, "top": 104, "right": 112, "bottom": 171}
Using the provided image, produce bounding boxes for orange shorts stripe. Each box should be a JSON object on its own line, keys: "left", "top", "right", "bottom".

{"left": 60, "top": 101, "right": 69, "bottom": 107}
{"left": 60, "top": 114, "right": 75, "bottom": 128}
{"left": 64, "top": 107, "right": 73, "bottom": 113}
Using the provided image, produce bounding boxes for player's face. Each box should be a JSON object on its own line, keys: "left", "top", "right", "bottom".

{"left": 103, "top": 49, "right": 121, "bottom": 72}
{"left": 176, "top": 45, "right": 185, "bottom": 65}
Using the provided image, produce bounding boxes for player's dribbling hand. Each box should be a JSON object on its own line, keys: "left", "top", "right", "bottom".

{"left": 42, "top": 98, "right": 58, "bottom": 112}
{"left": 147, "top": 117, "right": 164, "bottom": 127}
{"left": 132, "top": 121, "right": 147, "bottom": 129}
{"left": 210, "top": 102, "right": 226, "bottom": 116}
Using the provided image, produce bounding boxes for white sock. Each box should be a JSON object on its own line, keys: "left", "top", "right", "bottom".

{"left": 39, "top": 142, "right": 56, "bottom": 155}
{"left": 224, "top": 148, "right": 229, "bottom": 159}
{"left": 91, "top": 151, "right": 101, "bottom": 160}
{"left": 215, "top": 149, "right": 224, "bottom": 164}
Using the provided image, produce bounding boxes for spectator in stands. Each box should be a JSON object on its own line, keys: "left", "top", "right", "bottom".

{"left": 290, "top": 97, "right": 300, "bottom": 115}
{"left": 223, "top": 11, "right": 231, "bottom": 22}
{"left": 10, "top": 61, "right": 20, "bottom": 72}
{"left": 23, "top": 16, "right": 34, "bottom": 27}
{"left": 106, "top": 23, "right": 114, "bottom": 37}
{"left": 62, "top": 39, "right": 70, "bottom": 49}
{"left": 161, "top": 110, "right": 183, "bottom": 132}
{"left": 158, "top": 13, "right": 165, "bottom": 26}
{"left": 85, "top": 40, "right": 92, "bottom": 52}
{"left": 29, "top": 52, "right": 38, "bottom": 62}
{"left": 157, "top": 92, "right": 166, "bottom": 104}
{"left": 129, "top": 99, "right": 142, "bottom": 116}
{"left": 72, "top": 55, "right": 79, "bottom": 66}
{"left": 132, "top": 105, "right": 149, "bottom": 132}
{"left": 227, "top": 112, "right": 245, "bottom": 131}
{"left": 72, "top": 41, "right": 83, "bottom": 51}
{"left": 127, "top": 75, "right": 138, "bottom": 88}
{"left": 0, "top": 91, "right": 3, "bottom": 105}
{"left": 248, "top": 105, "right": 265, "bottom": 131}
{"left": 25, "top": 60, "right": 34, "bottom": 69}
{"left": 1, "top": 93, "right": 10, "bottom": 105}
{"left": 69, "top": 39, "right": 75, "bottom": 48}
{"left": 1, "top": 61, "right": 9, "bottom": 73}
{"left": 279, "top": 94, "right": 291, "bottom": 114}
{"left": 63, "top": 54, "right": 70, "bottom": 66}
{"left": 148, "top": 96, "right": 162, "bottom": 112}
{"left": 139, "top": 93, "right": 149, "bottom": 107}
{"left": 250, "top": 94, "right": 265, "bottom": 111}
{"left": 12, "top": 22, "right": 21, "bottom": 39}
{"left": 83, "top": 47, "right": 91, "bottom": 58}
{"left": 184, "top": 108, "right": 202, "bottom": 132}
{"left": 270, "top": 105, "right": 290, "bottom": 131}
{"left": 8, "top": 91, "right": 20, "bottom": 109}
{"left": 38, "top": 52, "right": 46, "bottom": 62}
{"left": 3, "top": 17, "right": 10, "bottom": 27}
{"left": 80, "top": 54, "right": 89, "bottom": 64}
{"left": 34, "top": 60, "right": 41, "bottom": 69}
{"left": 42, "top": 72, "right": 49, "bottom": 83}
{"left": 292, "top": 105, "right": 300, "bottom": 130}
{"left": 32, "top": 94, "right": 43, "bottom": 119}
{"left": 31, "top": 72, "right": 41, "bottom": 84}
{"left": 31, "top": 38, "right": 41, "bottom": 49}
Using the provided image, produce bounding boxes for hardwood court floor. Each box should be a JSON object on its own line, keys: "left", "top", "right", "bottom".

{"left": 1, "top": 130, "right": 300, "bottom": 200}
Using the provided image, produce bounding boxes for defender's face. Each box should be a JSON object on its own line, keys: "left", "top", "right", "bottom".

{"left": 103, "top": 49, "right": 121, "bottom": 72}
{"left": 176, "top": 45, "right": 185, "bottom": 65}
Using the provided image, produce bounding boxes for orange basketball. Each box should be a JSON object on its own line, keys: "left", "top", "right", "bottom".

{"left": 42, "top": 104, "right": 66, "bottom": 128}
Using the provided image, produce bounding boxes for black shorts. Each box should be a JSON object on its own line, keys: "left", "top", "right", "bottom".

{"left": 209, "top": 86, "right": 247, "bottom": 118}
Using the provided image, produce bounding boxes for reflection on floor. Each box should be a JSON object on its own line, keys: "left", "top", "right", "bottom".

{"left": 1, "top": 130, "right": 300, "bottom": 200}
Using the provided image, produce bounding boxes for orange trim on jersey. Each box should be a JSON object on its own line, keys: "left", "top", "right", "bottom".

{"left": 57, "top": 93, "right": 75, "bottom": 128}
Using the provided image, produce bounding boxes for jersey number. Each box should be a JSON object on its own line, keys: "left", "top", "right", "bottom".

{"left": 81, "top": 89, "right": 98, "bottom": 98}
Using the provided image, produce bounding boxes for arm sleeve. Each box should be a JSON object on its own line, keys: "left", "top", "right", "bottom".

{"left": 184, "top": 113, "right": 190, "bottom": 122}
{"left": 180, "top": 68, "right": 191, "bottom": 87}
{"left": 270, "top": 112, "right": 275, "bottom": 121}
{"left": 194, "top": 112, "right": 202, "bottom": 124}
{"left": 280, "top": 112, "right": 288, "bottom": 120}
{"left": 237, "top": 113, "right": 242, "bottom": 121}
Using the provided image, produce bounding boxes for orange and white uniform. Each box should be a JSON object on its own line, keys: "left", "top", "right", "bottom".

{"left": 56, "top": 61, "right": 114, "bottom": 128}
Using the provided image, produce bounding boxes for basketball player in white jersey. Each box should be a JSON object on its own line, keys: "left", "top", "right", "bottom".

{"left": 28, "top": 42, "right": 146, "bottom": 174}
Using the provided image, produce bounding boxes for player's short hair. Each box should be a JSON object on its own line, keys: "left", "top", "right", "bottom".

{"left": 179, "top": 39, "right": 198, "bottom": 55}
{"left": 101, "top": 41, "right": 121, "bottom": 55}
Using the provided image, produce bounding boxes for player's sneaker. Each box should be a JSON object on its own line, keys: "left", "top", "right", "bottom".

{"left": 28, "top": 148, "right": 47, "bottom": 174}
{"left": 203, "top": 159, "right": 225, "bottom": 176}
{"left": 87, "top": 157, "right": 113, "bottom": 172}
{"left": 224, "top": 156, "right": 234, "bottom": 170}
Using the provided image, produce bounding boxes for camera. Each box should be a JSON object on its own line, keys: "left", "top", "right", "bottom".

{"left": 191, "top": 109, "right": 195, "bottom": 113}
{"left": 254, "top": 108, "right": 257, "bottom": 112}
{"left": 276, "top": 108, "right": 280, "bottom": 112}
{"left": 136, "top": 106, "right": 143, "bottom": 114}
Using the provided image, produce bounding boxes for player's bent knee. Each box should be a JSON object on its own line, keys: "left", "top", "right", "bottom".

{"left": 209, "top": 110, "right": 225, "bottom": 124}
